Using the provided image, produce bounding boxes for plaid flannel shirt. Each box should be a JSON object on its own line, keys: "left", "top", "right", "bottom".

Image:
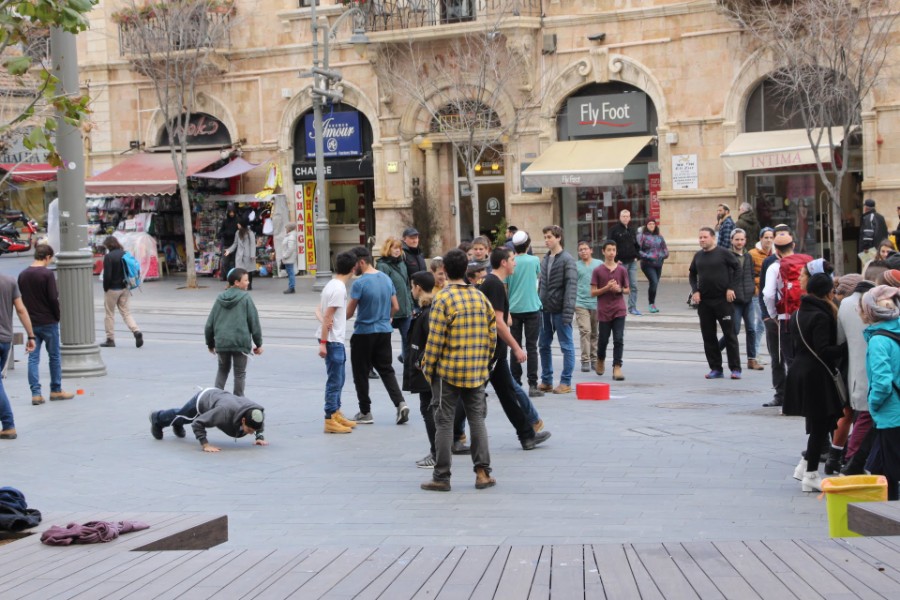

{"left": 421, "top": 282, "right": 497, "bottom": 388}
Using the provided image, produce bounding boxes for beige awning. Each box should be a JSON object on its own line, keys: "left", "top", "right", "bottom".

{"left": 522, "top": 136, "right": 653, "bottom": 188}
{"left": 721, "top": 127, "right": 848, "bottom": 172}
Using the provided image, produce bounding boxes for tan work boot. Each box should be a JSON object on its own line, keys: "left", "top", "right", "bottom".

{"left": 50, "top": 391, "right": 74, "bottom": 401}
{"left": 31, "top": 396, "right": 45, "bottom": 405}
{"left": 595, "top": 359, "right": 605, "bottom": 376}
{"left": 0, "top": 428, "right": 17, "bottom": 440}
{"left": 333, "top": 410, "right": 357, "bottom": 428}
{"left": 747, "top": 359, "right": 765, "bottom": 371}
{"left": 537, "top": 382, "right": 553, "bottom": 392}
{"left": 324, "top": 415, "right": 352, "bottom": 434}
{"left": 475, "top": 467, "right": 496, "bottom": 489}
{"left": 552, "top": 384, "right": 572, "bottom": 394}
{"left": 613, "top": 366, "right": 625, "bottom": 381}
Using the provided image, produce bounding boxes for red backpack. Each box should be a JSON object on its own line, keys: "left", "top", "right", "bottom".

{"left": 775, "top": 253, "right": 813, "bottom": 317}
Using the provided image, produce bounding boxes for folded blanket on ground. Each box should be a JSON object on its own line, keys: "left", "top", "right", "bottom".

{"left": 0, "top": 486, "right": 42, "bottom": 532}
{"left": 40, "top": 520, "right": 150, "bottom": 546}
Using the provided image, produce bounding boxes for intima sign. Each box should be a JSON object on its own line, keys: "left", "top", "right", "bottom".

{"left": 566, "top": 92, "right": 649, "bottom": 137}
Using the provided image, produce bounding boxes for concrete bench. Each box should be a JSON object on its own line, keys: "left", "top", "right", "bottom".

{"left": 0, "top": 511, "right": 228, "bottom": 553}
{"left": 848, "top": 501, "right": 900, "bottom": 536}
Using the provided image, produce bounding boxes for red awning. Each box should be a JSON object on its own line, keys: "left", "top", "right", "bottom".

{"left": 85, "top": 151, "right": 222, "bottom": 196}
{"left": 0, "top": 163, "right": 58, "bottom": 183}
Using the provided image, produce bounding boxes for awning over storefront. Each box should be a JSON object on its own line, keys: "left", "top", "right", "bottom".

{"left": 0, "top": 163, "right": 58, "bottom": 183}
{"left": 522, "top": 136, "right": 653, "bottom": 188}
{"left": 190, "top": 157, "right": 263, "bottom": 179}
{"left": 85, "top": 151, "right": 222, "bottom": 196}
{"left": 720, "top": 127, "right": 848, "bottom": 172}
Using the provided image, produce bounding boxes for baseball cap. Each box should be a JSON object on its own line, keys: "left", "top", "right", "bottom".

{"left": 402, "top": 227, "right": 420, "bottom": 238}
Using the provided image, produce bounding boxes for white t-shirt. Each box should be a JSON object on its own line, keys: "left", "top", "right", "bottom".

{"left": 316, "top": 279, "right": 347, "bottom": 343}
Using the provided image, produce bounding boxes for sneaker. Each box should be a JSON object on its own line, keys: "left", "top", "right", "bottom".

{"left": 416, "top": 454, "right": 436, "bottom": 469}
{"left": 172, "top": 422, "right": 186, "bottom": 438}
{"left": 283, "top": 289, "right": 295, "bottom": 294}
{"left": 149, "top": 412, "right": 163, "bottom": 440}
{"left": 99, "top": 339, "right": 115, "bottom": 347}
{"left": 629, "top": 308, "right": 642, "bottom": 316}
{"left": 649, "top": 305, "right": 660, "bottom": 313}
{"left": 421, "top": 479, "right": 451, "bottom": 492}
{"left": 50, "top": 391, "right": 74, "bottom": 401}
{"left": 31, "top": 396, "right": 45, "bottom": 406}
{"left": 396, "top": 401, "right": 410, "bottom": 425}
{"left": 731, "top": 370, "right": 742, "bottom": 380}
{"left": 533, "top": 419, "right": 544, "bottom": 433}
{"left": 134, "top": 331, "right": 144, "bottom": 348}
{"left": 537, "top": 382, "right": 553, "bottom": 392}
{"left": 528, "top": 386, "right": 545, "bottom": 398}
{"left": 521, "top": 430, "right": 551, "bottom": 450}
{"left": 552, "top": 384, "right": 572, "bottom": 394}
{"left": 581, "top": 362, "right": 590, "bottom": 373}
{"left": 762, "top": 398, "right": 783, "bottom": 407}
{"left": 705, "top": 370, "right": 724, "bottom": 379}
{"left": 451, "top": 439, "right": 471, "bottom": 455}
{"left": 353, "top": 412, "right": 374, "bottom": 424}
{"left": 802, "top": 471, "right": 823, "bottom": 492}
{"left": 368, "top": 369, "right": 379, "bottom": 379}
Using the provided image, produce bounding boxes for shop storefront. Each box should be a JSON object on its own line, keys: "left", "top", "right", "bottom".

{"left": 1, "top": 130, "right": 57, "bottom": 223}
{"left": 291, "top": 105, "right": 375, "bottom": 272}
{"left": 523, "top": 83, "right": 659, "bottom": 254}
{"left": 721, "top": 79, "right": 862, "bottom": 273}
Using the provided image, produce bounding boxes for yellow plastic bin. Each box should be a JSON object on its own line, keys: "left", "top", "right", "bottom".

{"left": 821, "top": 475, "right": 888, "bottom": 537}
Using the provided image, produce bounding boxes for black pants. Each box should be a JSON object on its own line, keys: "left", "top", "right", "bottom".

{"left": 419, "top": 390, "right": 468, "bottom": 456}
{"left": 806, "top": 417, "right": 834, "bottom": 472}
{"left": 488, "top": 353, "right": 535, "bottom": 442}
{"left": 350, "top": 332, "right": 404, "bottom": 414}
{"left": 220, "top": 251, "right": 235, "bottom": 281}
{"left": 698, "top": 298, "right": 740, "bottom": 372}
{"left": 870, "top": 427, "right": 900, "bottom": 501}
{"left": 598, "top": 316, "right": 626, "bottom": 367}
{"left": 765, "top": 319, "right": 794, "bottom": 402}
{"left": 510, "top": 311, "right": 541, "bottom": 387}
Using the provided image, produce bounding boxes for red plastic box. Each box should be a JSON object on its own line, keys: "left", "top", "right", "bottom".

{"left": 576, "top": 382, "right": 610, "bottom": 401}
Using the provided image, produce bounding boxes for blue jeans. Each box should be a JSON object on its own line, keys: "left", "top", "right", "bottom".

{"left": 284, "top": 263, "right": 296, "bottom": 290}
{"left": 0, "top": 342, "right": 13, "bottom": 429}
{"left": 718, "top": 300, "right": 757, "bottom": 360}
{"left": 514, "top": 379, "right": 541, "bottom": 424}
{"left": 393, "top": 316, "right": 411, "bottom": 362}
{"left": 29, "top": 323, "right": 62, "bottom": 396}
{"left": 640, "top": 263, "right": 661, "bottom": 305}
{"left": 324, "top": 342, "right": 346, "bottom": 417}
{"left": 155, "top": 392, "right": 201, "bottom": 430}
{"left": 750, "top": 298, "right": 764, "bottom": 359}
{"left": 625, "top": 260, "right": 639, "bottom": 311}
{"left": 539, "top": 311, "right": 575, "bottom": 386}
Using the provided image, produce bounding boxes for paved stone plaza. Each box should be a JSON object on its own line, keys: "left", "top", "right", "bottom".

{"left": 0, "top": 256, "right": 830, "bottom": 549}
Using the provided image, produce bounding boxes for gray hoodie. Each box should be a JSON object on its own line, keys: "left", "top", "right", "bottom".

{"left": 191, "top": 388, "right": 265, "bottom": 446}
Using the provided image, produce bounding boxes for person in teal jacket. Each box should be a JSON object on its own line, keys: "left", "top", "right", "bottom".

{"left": 861, "top": 285, "right": 900, "bottom": 500}
{"left": 204, "top": 268, "right": 263, "bottom": 397}
{"left": 376, "top": 237, "right": 413, "bottom": 363}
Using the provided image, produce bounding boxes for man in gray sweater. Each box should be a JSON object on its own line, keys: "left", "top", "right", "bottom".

{"left": 537, "top": 225, "right": 578, "bottom": 394}
{"left": 150, "top": 388, "right": 267, "bottom": 452}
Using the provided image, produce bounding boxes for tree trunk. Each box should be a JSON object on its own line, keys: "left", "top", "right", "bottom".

{"left": 830, "top": 175, "right": 844, "bottom": 273}
{"left": 177, "top": 177, "right": 198, "bottom": 288}
{"left": 468, "top": 166, "right": 479, "bottom": 240}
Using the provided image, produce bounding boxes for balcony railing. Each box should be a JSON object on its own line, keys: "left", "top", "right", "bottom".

{"left": 117, "top": 11, "right": 233, "bottom": 57}
{"left": 359, "top": 0, "right": 539, "bottom": 32}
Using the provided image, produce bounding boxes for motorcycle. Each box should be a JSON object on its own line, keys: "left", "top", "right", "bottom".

{"left": 0, "top": 211, "right": 41, "bottom": 255}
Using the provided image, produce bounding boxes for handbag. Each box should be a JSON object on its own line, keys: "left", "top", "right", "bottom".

{"left": 795, "top": 313, "right": 849, "bottom": 407}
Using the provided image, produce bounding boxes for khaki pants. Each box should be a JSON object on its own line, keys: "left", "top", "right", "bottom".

{"left": 575, "top": 307, "right": 598, "bottom": 365}
{"left": 104, "top": 288, "right": 140, "bottom": 340}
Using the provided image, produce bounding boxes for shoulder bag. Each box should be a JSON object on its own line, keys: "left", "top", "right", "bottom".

{"left": 796, "top": 313, "right": 849, "bottom": 406}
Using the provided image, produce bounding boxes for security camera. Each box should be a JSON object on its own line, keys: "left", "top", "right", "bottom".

{"left": 587, "top": 33, "right": 606, "bottom": 42}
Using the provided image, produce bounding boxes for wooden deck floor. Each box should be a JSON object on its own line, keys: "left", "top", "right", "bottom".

{"left": 3, "top": 536, "right": 900, "bottom": 598}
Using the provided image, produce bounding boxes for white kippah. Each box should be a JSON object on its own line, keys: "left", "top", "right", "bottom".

{"left": 512, "top": 231, "right": 529, "bottom": 245}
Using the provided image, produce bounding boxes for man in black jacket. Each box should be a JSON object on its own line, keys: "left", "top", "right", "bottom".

{"left": 537, "top": 225, "right": 578, "bottom": 394}
{"left": 689, "top": 227, "right": 741, "bottom": 379}
{"left": 608, "top": 209, "right": 641, "bottom": 315}
{"left": 716, "top": 228, "right": 759, "bottom": 371}
{"left": 402, "top": 227, "right": 427, "bottom": 276}
{"left": 859, "top": 198, "right": 888, "bottom": 254}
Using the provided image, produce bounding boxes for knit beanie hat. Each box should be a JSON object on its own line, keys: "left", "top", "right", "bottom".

{"left": 806, "top": 273, "right": 834, "bottom": 297}
{"left": 860, "top": 285, "right": 900, "bottom": 323}
{"left": 835, "top": 274, "right": 863, "bottom": 297}
{"left": 883, "top": 269, "right": 900, "bottom": 288}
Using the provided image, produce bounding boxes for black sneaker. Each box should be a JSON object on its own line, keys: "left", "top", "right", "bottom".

{"left": 368, "top": 369, "right": 379, "bottom": 379}
{"left": 521, "top": 430, "right": 551, "bottom": 450}
{"left": 149, "top": 412, "right": 163, "bottom": 440}
{"left": 172, "top": 421, "right": 186, "bottom": 438}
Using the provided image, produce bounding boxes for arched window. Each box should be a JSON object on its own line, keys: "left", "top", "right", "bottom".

{"left": 430, "top": 101, "right": 501, "bottom": 133}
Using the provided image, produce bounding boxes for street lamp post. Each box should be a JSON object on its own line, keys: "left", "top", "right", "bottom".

{"left": 309, "top": 3, "right": 369, "bottom": 291}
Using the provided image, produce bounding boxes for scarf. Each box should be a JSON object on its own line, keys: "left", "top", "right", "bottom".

{"left": 860, "top": 285, "right": 900, "bottom": 323}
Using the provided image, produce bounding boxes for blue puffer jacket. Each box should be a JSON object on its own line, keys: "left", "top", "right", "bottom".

{"left": 863, "top": 319, "right": 900, "bottom": 429}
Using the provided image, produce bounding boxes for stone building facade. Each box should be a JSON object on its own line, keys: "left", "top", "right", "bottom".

{"left": 78, "top": 0, "right": 900, "bottom": 276}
